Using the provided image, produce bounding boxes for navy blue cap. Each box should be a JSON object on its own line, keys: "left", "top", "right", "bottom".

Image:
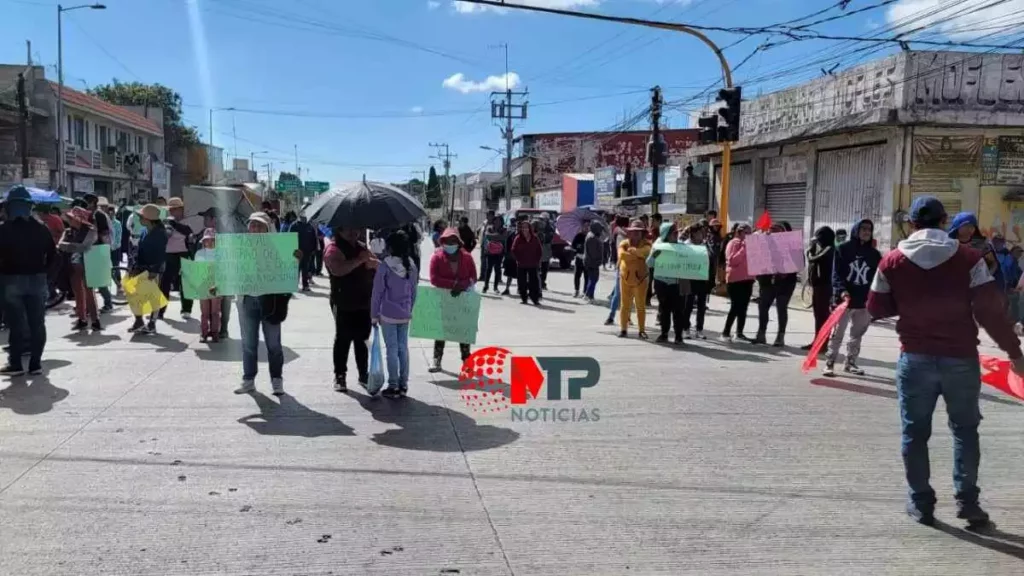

{"left": 909, "top": 195, "right": 946, "bottom": 224}
{"left": 5, "top": 185, "right": 32, "bottom": 203}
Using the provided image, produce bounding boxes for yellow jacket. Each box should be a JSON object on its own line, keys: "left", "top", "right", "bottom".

{"left": 618, "top": 239, "right": 651, "bottom": 286}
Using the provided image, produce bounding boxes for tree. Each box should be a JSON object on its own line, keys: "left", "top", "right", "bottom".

{"left": 425, "top": 166, "right": 442, "bottom": 209}
{"left": 88, "top": 80, "right": 201, "bottom": 156}
{"left": 278, "top": 171, "right": 301, "bottom": 182}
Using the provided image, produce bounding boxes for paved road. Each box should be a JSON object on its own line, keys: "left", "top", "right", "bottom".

{"left": 2, "top": 241, "right": 1024, "bottom": 575}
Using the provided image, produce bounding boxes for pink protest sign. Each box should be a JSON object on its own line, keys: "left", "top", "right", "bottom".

{"left": 744, "top": 231, "right": 805, "bottom": 276}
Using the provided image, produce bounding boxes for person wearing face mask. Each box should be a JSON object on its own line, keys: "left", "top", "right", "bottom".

{"left": 722, "top": 223, "right": 754, "bottom": 342}
{"left": 0, "top": 187, "right": 57, "bottom": 376}
{"left": 324, "top": 225, "right": 378, "bottom": 393}
{"left": 429, "top": 227, "right": 477, "bottom": 372}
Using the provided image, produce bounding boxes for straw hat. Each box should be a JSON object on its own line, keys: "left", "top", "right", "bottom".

{"left": 137, "top": 204, "right": 162, "bottom": 221}
{"left": 167, "top": 197, "right": 184, "bottom": 209}
{"left": 248, "top": 211, "right": 273, "bottom": 230}
{"left": 96, "top": 196, "right": 110, "bottom": 207}
{"left": 627, "top": 219, "right": 647, "bottom": 231}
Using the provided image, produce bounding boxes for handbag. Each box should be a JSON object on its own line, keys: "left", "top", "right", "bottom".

{"left": 366, "top": 325, "right": 386, "bottom": 395}
{"left": 487, "top": 240, "right": 504, "bottom": 255}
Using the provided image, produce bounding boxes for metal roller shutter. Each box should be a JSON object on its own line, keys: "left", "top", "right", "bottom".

{"left": 764, "top": 183, "right": 807, "bottom": 231}
{"left": 714, "top": 162, "right": 754, "bottom": 225}
{"left": 814, "top": 145, "right": 887, "bottom": 238}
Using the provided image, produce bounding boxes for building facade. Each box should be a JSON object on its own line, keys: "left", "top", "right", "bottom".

{"left": 690, "top": 51, "right": 1024, "bottom": 250}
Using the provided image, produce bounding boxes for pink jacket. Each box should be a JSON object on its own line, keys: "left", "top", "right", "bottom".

{"left": 725, "top": 238, "right": 753, "bottom": 283}
{"left": 429, "top": 248, "right": 477, "bottom": 290}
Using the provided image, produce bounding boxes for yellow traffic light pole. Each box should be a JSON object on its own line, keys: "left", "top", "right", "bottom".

{"left": 456, "top": 0, "right": 736, "bottom": 230}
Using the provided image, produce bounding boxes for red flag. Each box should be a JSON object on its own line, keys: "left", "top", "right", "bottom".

{"left": 802, "top": 301, "right": 849, "bottom": 373}
{"left": 979, "top": 355, "right": 1024, "bottom": 401}
{"left": 755, "top": 211, "right": 772, "bottom": 231}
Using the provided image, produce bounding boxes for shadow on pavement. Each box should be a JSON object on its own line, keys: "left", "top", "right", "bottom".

{"left": 130, "top": 332, "right": 189, "bottom": 353}
{"left": 810, "top": 377, "right": 896, "bottom": 399}
{"left": 238, "top": 392, "right": 354, "bottom": 437}
{"left": 855, "top": 357, "right": 898, "bottom": 371}
{"left": 351, "top": 390, "right": 519, "bottom": 452}
{"left": 933, "top": 520, "right": 1024, "bottom": 561}
{"left": 848, "top": 373, "right": 1022, "bottom": 408}
{"left": 162, "top": 317, "right": 202, "bottom": 335}
{"left": 194, "top": 344, "right": 300, "bottom": 363}
{"left": 533, "top": 303, "right": 574, "bottom": 314}
{"left": 62, "top": 331, "right": 122, "bottom": 347}
{"left": 0, "top": 359, "right": 73, "bottom": 415}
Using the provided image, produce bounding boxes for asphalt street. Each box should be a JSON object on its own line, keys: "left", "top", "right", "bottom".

{"left": 2, "top": 240, "right": 1024, "bottom": 575}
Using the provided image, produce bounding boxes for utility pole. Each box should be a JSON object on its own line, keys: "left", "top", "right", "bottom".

{"left": 429, "top": 142, "right": 458, "bottom": 222}
{"left": 17, "top": 72, "right": 29, "bottom": 180}
{"left": 489, "top": 43, "right": 528, "bottom": 212}
{"left": 649, "top": 86, "right": 663, "bottom": 215}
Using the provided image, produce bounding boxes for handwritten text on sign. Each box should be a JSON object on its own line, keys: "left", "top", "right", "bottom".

{"left": 652, "top": 242, "right": 709, "bottom": 280}
{"left": 181, "top": 259, "right": 215, "bottom": 301}
{"left": 214, "top": 233, "right": 298, "bottom": 296}
{"left": 409, "top": 286, "right": 481, "bottom": 344}
{"left": 744, "top": 231, "right": 805, "bottom": 276}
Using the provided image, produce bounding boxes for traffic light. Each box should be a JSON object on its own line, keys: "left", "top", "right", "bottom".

{"left": 717, "top": 86, "right": 742, "bottom": 142}
{"left": 697, "top": 115, "right": 718, "bottom": 144}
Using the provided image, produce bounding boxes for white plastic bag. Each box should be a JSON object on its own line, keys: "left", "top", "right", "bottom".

{"left": 366, "top": 325, "right": 386, "bottom": 395}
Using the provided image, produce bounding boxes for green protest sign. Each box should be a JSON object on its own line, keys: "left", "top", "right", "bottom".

{"left": 214, "top": 233, "right": 298, "bottom": 296}
{"left": 181, "top": 259, "right": 215, "bottom": 301}
{"left": 652, "top": 242, "right": 709, "bottom": 280}
{"left": 409, "top": 286, "right": 481, "bottom": 344}
{"left": 84, "top": 244, "right": 112, "bottom": 289}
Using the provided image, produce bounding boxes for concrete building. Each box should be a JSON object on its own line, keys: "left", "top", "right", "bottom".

{"left": 689, "top": 51, "right": 1024, "bottom": 250}
{"left": 0, "top": 64, "right": 165, "bottom": 201}
{"left": 450, "top": 171, "right": 501, "bottom": 229}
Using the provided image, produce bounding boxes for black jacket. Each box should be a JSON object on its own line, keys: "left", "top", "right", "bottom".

{"left": 831, "top": 219, "right": 881, "bottom": 309}
{"left": 0, "top": 217, "right": 57, "bottom": 276}
{"left": 806, "top": 226, "right": 836, "bottom": 288}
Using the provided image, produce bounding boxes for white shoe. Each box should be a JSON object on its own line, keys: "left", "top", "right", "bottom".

{"left": 271, "top": 378, "right": 284, "bottom": 396}
{"left": 234, "top": 380, "right": 255, "bottom": 394}
{"left": 181, "top": 312, "right": 192, "bottom": 320}
{"left": 695, "top": 330, "right": 706, "bottom": 340}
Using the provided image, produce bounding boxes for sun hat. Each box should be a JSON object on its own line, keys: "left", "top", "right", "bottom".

{"left": 137, "top": 204, "right": 162, "bottom": 221}
{"left": 167, "top": 197, "right": 184, "bottom": 209}
{"left": 96, "top": 196, "right": 110, "bottom": 207}
{"left": 201, "top": 227, "right": 216, "bottom": 242}
{"left": 248, "top": 211, "right": 273, "bottom": 229}
{"left": 627, "top": 219, "right": 646, "bottom": 231}
{"left": 5, "top": 185, "right": 31, "bottom": 204}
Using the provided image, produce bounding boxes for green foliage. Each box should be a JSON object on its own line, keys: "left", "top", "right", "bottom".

{"left": 88, "top": 80, "right": 201, "bottom": 152}
{"left": 426, "top": 166, "right": 442, "bottom": 209}
{"left": 278, "top": 171, "right": 301, "bottom": 182}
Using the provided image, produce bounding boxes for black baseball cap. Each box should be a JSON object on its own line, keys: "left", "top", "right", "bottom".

{"left": 199, "top": 207, "right": 220, "bottom": 217}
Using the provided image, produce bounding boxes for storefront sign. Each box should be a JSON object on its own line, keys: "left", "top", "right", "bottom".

{"left": 595, "top": 166, "right": 616, "bottom": 207}
{"left": 764, "top": 155, "right": 808, "bottom": 185}
{"left": 981, "top": 138, "right": 1000, "bottom": 185}
{"left": 535, "top": 190, "right": 562, "bottom": 211}
{"left": 910, "top": 135, "right": 982, "bottom": 197}
{"left": 996, "top": 136, "right": 1024, "bottom": 186}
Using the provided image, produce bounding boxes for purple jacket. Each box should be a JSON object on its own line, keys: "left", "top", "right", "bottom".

{"left": 371, "top": 256, "right": 419, "bottom": 323}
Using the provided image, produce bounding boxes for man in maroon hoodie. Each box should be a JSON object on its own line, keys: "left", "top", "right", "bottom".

{"left": 868, "top": 195, "right": 1024, "bottom": 528}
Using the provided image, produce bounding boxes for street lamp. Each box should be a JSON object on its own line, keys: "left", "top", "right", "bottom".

{"left": 250, "top": 150, "right": 268, "bottom": 170}
{"left": 57, "top": 3, "right": 106, "bottom": 192}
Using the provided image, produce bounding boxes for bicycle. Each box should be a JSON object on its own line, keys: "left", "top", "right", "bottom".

{"left": 799, "top": 277, "right": 814, "bottom": 309}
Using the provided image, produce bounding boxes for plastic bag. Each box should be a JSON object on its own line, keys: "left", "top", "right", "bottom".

{"left": 365, "top": 325, "right": 386, "bottom": 395}
{"left": 123, "top": 273, "right": 169, "bottom": 317}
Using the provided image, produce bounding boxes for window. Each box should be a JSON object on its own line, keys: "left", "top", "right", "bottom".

{"left": 137, "top": 136, "right": 145, "bottom": 155}
{"left": 73, "top": 117, "right": 85, "bottom": 147}
{"left": 66, "top": 115, "right": 72, "bottom": 142}
{"left": 116, "top": 130, "right": 128, "bottom": 152}
{"left": 84, "top": 120, "right": 90, "bottom": 149}
{"left": 98, "top": 125, "right": 109, "bottom": 150}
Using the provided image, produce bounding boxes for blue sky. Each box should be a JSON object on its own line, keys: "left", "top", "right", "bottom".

{"left": 2, "top": 0, "right": 1016, "bottom": 186}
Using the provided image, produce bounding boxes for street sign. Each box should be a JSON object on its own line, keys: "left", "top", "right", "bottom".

{"left": 304, "top": 181, "right": 330, "bottom": 194}
{"left": 275, "top": 179, "right": 302, "bottom": 193}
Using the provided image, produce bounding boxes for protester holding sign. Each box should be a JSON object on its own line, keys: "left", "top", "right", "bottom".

{"left": 233, "top": 213, "right": 299, "bottom": 397}
{"left": 370, "top": 230, "right": 418, "bottom": 398}
{"left": 825, "top": 219, "right": 880, "bottom": 377}
{"left": 617, "top": 219, "right": 652, "bottom": 339}
{"left": 723, "top": 223, "right": 754, "bottom": 342}
{"left": 324, "top": 225, "right": 377, "bottom": 393}
{"left": 127, "top": 205, "right": 168, "bottom": 335}
{"left": 682, "top": 225, "right": 711, "bottom": 340}
{"left": 428, "top": 228, "right": 477, "bottom": 373}
{"left": 649, "top": 223, "right": 688, "bottom": 344}
{"left": 193, "top": 229, "right": 221, "bottom": 343}
{"left": 753, "top": 222, "right": 801, "bottom": 347}
{"left": 58, "top": 207, "right": 100, "bottom": 332}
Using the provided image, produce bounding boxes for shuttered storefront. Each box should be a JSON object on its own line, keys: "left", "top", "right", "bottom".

{"left": 714, "top": 162, "right": 754, "bottom": 226}
{"left": 765, "top": 183, "right": 807, "bottom": 230}
{"left": 813, "top": 144, "right": 888, "bottom": 238}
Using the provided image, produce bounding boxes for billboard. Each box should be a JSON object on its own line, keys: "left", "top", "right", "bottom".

{"left": 522, "top": 129, "right": 698, "bottom": 190}
{"left": 595, "top": 166, "right": 616, "bottom": 207}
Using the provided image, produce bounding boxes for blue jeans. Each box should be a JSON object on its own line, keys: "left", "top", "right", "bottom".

{"left": 584, "top": 267, "right": 599, "bottom": 299}
{"left": 4, "top": 274, "right": 48, "bottom": 369}
{"left": 380, "top": 322, "right": 410, "bottom": 390}
{"left": 607, "top": 270, "right": 620, "bottom": 319}
{"left": 238, "top": 296, "right": 283, "bottom": 381}
{"left": 896, "top": 353, "right": 982, "bottom": 508}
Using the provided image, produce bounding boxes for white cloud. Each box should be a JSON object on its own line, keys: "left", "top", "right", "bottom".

{"left": 411, "top": 106, "right": 425, "bottom": 113}
{"left": 443, "top": 72, "right": 521, "bottom": 93}
{"left": 427, "top": 0, "right": 441, "bottom": 9}
{"left": 452, "top": 0, "right": 600, "bottom": 14}
{"left": 886, "top": 0, "right": 1024, "bottom": 39}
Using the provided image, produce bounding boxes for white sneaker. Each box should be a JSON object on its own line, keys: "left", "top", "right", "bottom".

{"left": 181, "top": 312, "right": 192, "bottom": 320}
{"left": 271, "top": 378, "right": 284, "bottom": 396}
{"left": 234, "top": 380, "right": 255, "bottom": 394}
{"left": 695, "top": 330, "right": 706, "bottom": 340}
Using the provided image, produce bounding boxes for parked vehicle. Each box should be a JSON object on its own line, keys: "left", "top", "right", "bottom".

{"left": 502, "top": 208, "right": 573, "bottom": 269}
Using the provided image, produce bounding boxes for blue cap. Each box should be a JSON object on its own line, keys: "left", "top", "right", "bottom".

{"left": 909, "top": 195, "right": 945, "bottom": 224}
{"left": 5, "top": 185, "right": 32, "bottom": 204}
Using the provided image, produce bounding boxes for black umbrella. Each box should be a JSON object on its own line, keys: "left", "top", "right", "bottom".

{"left": 304, "top": 177, "right": 427, "bottom": 230}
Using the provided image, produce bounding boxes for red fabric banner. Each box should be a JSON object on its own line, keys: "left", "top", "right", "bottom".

{"left": 755, "top": 211, "right": 773, "bottom": 231}
{"left": 802, "top": 301, "right": 849, "bottom": 373}
{"left": 979, "top": 355, "right": 1024, "bottom": 401}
